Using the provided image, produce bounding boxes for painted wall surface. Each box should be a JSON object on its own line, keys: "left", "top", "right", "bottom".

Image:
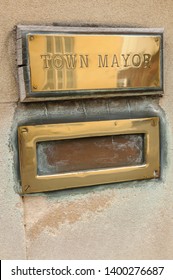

{"left": 0, "top": 0, "right": 173, "bottom": 259}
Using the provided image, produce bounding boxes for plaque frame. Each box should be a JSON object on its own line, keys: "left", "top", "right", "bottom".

{"left": 18, "top": 117, "right": 160, "bottom": 194}
{"left": 17, "top": 25, "right": 163, "bottom": 102}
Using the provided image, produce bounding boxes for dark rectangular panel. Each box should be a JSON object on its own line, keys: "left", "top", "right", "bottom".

{"left": 37, "top": 134, "right": 144, "bottom": 175}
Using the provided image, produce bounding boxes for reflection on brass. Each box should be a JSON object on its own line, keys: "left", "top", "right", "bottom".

{"left": 27, "top": 34, "right": 162, "bottom": 96}
{"left": 18, "top": 118, "right": 160, "bottom": 194}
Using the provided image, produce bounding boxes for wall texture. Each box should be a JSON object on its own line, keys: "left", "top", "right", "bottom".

{"left": 0, "top": 0, "right": 173, "bottom": 259}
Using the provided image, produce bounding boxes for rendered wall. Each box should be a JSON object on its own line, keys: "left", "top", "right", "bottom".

{"left": 0, "top": 0, "right": 173, "bottom": 259}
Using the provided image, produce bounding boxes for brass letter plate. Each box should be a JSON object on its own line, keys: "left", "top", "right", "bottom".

{"left": 17, "top": 26, "right": 163, "bottom": 102}
{"left": 18, "top": 117, "right": 160, "bottom": 194}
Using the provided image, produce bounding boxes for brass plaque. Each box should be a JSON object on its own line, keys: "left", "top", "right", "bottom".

{"left": 17, "top": 26, "right": 163, "bottom": 101}
{"left": 18, "top": 118, "right": 160, "bottom": 194}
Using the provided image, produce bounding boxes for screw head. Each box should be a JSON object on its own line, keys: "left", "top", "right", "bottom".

{"left": 151, "top": 119, "right": 157, "bottom": 127}
{"left": 154, "top": 170, "right": 159, "bottom": 178}
{"left": 29, "top": 35, "right": 34, "bottom": 41}
{"left": 24, "top": 185, "right": 30, "bottom": 192}
{"left": 154, "top": 80, "right": 159, "bottom": 86}
{"left": 21, "top": 127, "right": 28, "bottom": 133}
{"left": 155, "top": 37, "right": 159, "bottom": 44}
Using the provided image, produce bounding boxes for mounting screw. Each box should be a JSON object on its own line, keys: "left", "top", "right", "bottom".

{"left": 154, "top": 170, "right": 159, "bottom": 178}
{"left": 33, "top": 85, "right": 37, "bottom": 90}
{"left": 154, "top": 80, "right": 159, "bottom": 86}
{"left": 114, "top": 122, "right": 117, "bottom": 126}
{"left": 24, "top": 185, "right": 30, "bottom": 192}
{"left": 151, "top": 119, "right": 157, "bottom": 127}
{"left": 21, "top": 127, "right": 28, "bottom": 133}
{"left": 29, "top": 35, "right": 34, "bottom": 41}
{"left": 155, "top": 37, "right": 159, "bottom": 44}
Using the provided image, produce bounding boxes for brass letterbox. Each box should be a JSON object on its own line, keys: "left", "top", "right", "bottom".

{"left": 18, "top": 117, "right": 160, "bottom": 194}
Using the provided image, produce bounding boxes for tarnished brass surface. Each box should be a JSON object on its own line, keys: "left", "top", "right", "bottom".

{"left": 28, "top": 34, "right": 162, "bottom": 94}
{"left": 18, "top": 118, "right": 160, "bottom": 194}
